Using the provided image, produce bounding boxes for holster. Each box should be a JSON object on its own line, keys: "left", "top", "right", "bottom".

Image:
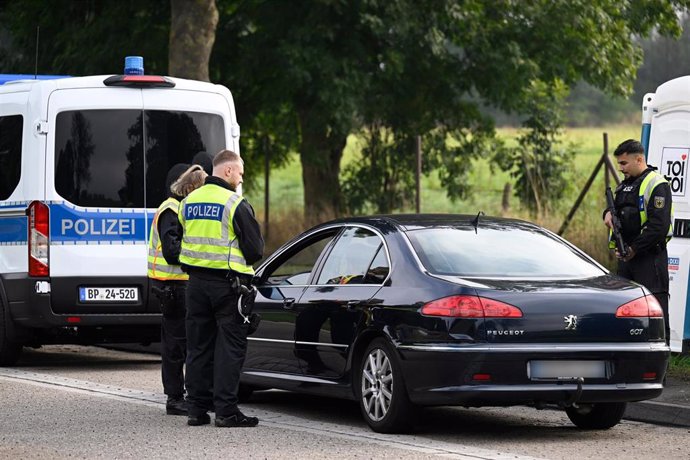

{"left": 229, "top": 275, "right": 261, "bottom": 335}
{"left": 152, "top": 284, "right": 184, "bottom": 318}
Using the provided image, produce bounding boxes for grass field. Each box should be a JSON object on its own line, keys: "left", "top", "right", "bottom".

{"left": 244, "top": 123, "right": 642, "bottom": 263}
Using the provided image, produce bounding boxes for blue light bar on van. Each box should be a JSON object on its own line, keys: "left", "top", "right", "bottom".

{"left": 103, "top": 75, "right": 175, "bottom": 88}
{"left": 124, "top": 56, "right": 144, "bottom": 75}
{"left": 0, "top": 74, "right": 70, "bottom": 85}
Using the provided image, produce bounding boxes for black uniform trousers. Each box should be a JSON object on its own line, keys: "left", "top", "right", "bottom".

{"left": 151, "top": 279, "right": 187, "bottom": 399}
{"left": 185, "top": 270, "right": 249, "bottom": 417}
{"left": 618, "top": 246, "right": 670, "bottom": 343}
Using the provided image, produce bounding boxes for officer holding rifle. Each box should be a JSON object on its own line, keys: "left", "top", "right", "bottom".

{"left": 603, "top": 139, "right": 673, "bottom": 344}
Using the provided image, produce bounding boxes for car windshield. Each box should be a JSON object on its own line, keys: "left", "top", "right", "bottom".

{"left": 406, "top": 225, "right": 605, "bottom": 279}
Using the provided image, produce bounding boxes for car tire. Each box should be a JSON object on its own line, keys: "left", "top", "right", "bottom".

{"left": 358, "top": 338, "right": 414, "bottom": 433}
{"left": 0, "top": 300, "right": 22, "bottom": 366}
{"left": 565, "top": 402, "right": 627, "bottom": 429}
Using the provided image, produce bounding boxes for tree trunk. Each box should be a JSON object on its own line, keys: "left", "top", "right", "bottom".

{"left": 169, "top": 0, "right": 218, "bottom": 81}
{"left": 298, "top": 110, "right": 345, "bottom": 227}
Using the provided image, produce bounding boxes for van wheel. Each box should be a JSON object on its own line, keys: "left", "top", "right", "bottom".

{"left": 0, "top": 302, "right": 22, "bottom": 366}
{"left": 358, "top": 338, "right": 414, "bottom": 433}
{"left": 566, "top": 402, "right": 627, "bottom": 429}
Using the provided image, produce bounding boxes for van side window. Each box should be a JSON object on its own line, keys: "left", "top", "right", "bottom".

{"left": 0, "top": 115, "right": 23, "bottom": 200}
{"left": 55, "top": 110, "right": 225, "bottom": 208}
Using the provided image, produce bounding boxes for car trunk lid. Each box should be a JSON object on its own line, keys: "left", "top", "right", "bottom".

{"left": 464, "top": 276, "right": 659, "bottom": 343}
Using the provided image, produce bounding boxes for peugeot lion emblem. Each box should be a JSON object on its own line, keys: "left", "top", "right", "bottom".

{"left": 564, "top": 315, "right": 578, "bottom": 331}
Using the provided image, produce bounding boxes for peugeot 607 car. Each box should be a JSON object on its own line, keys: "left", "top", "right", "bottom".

{"left": 239, "top": 214, "right": 669, "bottom": 433}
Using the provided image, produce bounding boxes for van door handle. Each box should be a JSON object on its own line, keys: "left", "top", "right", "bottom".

{"left": 282, "top": 298, "right": 296, "bottom": 310}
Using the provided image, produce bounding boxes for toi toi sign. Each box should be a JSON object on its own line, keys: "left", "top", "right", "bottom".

{"left": 661, "top": 147, "right": 689, "bottom": 196}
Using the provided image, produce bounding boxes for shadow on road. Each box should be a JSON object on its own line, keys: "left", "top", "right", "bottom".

{"left": 14, "top": 345, "right": 160, "bottom": 370}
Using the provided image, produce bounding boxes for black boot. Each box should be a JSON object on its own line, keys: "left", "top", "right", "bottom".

{"left": 215, "top": 411, "right": 259, "bottom": 427}
{"left": 166, "top": 396, "right": 188, "bottom": 416}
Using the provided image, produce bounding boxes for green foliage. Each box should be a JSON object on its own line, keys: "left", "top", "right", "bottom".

{"left": 0, "top": 0, "right": 169, "bottom": 75}
{"left": 634, "top": 13, "right": 690, "bottom": 103}
{"left": 341, "top": 125, "right": 416, "bottom": 214}
{"left": 2, "top": 0, "right": 690, "bottom": 216}
{"left": 565, "top": 82, "right": 637, "bottom": 127}
{"left": 493, "top": 80, "right": 575, "bottom": 215}
{"left": 668, "top": 353, "right": 690, "bottom": 380}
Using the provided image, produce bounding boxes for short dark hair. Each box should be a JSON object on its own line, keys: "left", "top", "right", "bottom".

{"left": 613, "top": 139, "right": 644, "bottom": 157}
{"left": 212, "top": 149, "right": 242, "bottom": 167}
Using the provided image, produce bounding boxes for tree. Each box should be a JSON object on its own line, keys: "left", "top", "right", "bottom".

{"left": 2, "top": 1, "right": 690, "bottom": 221}
{"left": 169, "top": 0, "right": 218, "bottom": 81}
{"left": 217, "top": 1, "right": 367, "bottom": 224}
{"left": 218, "top": 0, "right": 690, "bottom": 223}
{"left": 634, "top": 13, "right": 690, "bottom": 103}
{"left": 0, "top": 1, "right": 170, "bottom": 75}
{"left": 492, "top": 80, "right": 574, "bottom": 214}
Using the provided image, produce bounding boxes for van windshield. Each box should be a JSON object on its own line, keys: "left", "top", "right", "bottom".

{"left": 55, "top": 109, "right": 225, "bottom": 208}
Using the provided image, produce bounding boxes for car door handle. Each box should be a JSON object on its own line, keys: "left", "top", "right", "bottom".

{"left": 346, "top": 300, "right": 364, "bottom": 312}
{"left": 282, "top": 298, "right": 296, "bottom": 310}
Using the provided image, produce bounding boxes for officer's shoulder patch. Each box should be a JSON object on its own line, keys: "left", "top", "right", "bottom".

{"left": 654, "top": 196, "right": 666, "bottom": 209}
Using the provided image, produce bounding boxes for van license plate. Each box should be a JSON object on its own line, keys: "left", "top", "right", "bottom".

{"left": 79, "top": 287, "right": 139, "bottom": 302}
{"left": 529, "top": 360, "right": 606, "bottom": 379}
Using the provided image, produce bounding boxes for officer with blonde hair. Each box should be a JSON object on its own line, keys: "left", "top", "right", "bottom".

{"left": 148, "top": 163, "right": 207, "bottom": 415}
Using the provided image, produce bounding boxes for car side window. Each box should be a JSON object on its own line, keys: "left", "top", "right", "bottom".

{"left": 363, "top": 244, "right": 389, "bottom": 284}
{"left": 317, "top": 227, "right": 384, "bottom": 285}
{"left": 264, "top": 232, "right": 337, "bottom": 285}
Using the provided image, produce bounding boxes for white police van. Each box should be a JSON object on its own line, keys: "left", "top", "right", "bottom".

{"left": 642, "top": 76, "right": 690, "bottom": 352}
{"left": 0, "top": 57, "right": 240, "bottom": 364}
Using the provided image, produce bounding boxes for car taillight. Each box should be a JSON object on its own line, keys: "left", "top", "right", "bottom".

{"left": 616, "top": 295, "right": 663, "bottom": 318}
{"left": 421, "top": 295, "right": 522, "bottom": 318}
{"left": 27, "top": 201, "right": 49, "bottom": 277}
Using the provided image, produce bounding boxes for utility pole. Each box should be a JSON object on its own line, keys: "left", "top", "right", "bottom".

{"left": 415, "top": 135, "right": 422, "bottom": 213}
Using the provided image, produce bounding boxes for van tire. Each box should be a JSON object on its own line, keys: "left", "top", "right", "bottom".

{"left": 0, "top": 296, "right": 22, "bottom": 366}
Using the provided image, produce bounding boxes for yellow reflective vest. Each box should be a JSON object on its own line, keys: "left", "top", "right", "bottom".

{"left": 147, "top": 198, "right": 188, "bottom": 281}
{"left": 609, "top": 170, "right": 673, "bottom": 249}
{"left": 178, "top": 183, "right": 255, "bottom": 275}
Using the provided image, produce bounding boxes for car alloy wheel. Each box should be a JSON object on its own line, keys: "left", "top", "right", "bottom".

{"left": 359, "top": 338, "right": 413, "bottom": 433}
{"left": 361, "top": 347, "right": 393, "bottom": 421}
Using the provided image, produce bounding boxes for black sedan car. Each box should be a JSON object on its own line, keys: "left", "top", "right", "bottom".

{"left": 240, "top": 214, "right": 669, "bottom": 433}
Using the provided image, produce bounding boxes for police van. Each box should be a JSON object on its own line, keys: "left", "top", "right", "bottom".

{"left": 0, "top": 57, "right": 240, "bottom": 365}
{"left": 642, "top": 76, "right": 690, "bottom": 352}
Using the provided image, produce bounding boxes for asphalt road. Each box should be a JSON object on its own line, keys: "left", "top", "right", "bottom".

{"left": 1, "top": 345, "right": 689, "bottom": 459}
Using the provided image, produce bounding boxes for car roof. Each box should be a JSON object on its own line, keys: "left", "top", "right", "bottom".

{"left": 318, "top": 214, "right": 540, "bottom": 232}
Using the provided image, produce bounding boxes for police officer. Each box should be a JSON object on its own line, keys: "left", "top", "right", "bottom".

{"left": 178, "top": 149, "right": 264, "bottom": 427}
{"left": 148, "top": 163, "right": 207, "bottom": 415}
{"left": 604, "top": 139, "right": 673, "bottom": 343}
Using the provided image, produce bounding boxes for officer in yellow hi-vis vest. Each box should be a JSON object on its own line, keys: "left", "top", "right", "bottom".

{"left": 178, "top": 149, "right": 264, "bottom": 428}
{"left": 148, "top": 163, "right": 207, "bottom": 416}
{"left": 604, "top": 139, "right": 674, "bottom": 343}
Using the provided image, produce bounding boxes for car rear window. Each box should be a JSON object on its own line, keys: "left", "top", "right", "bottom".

{"left": 407, "top": 225, "right": 604, "bottom": 279}
{"left": 55, "top": 109, "right": 225, "bottom": 208}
